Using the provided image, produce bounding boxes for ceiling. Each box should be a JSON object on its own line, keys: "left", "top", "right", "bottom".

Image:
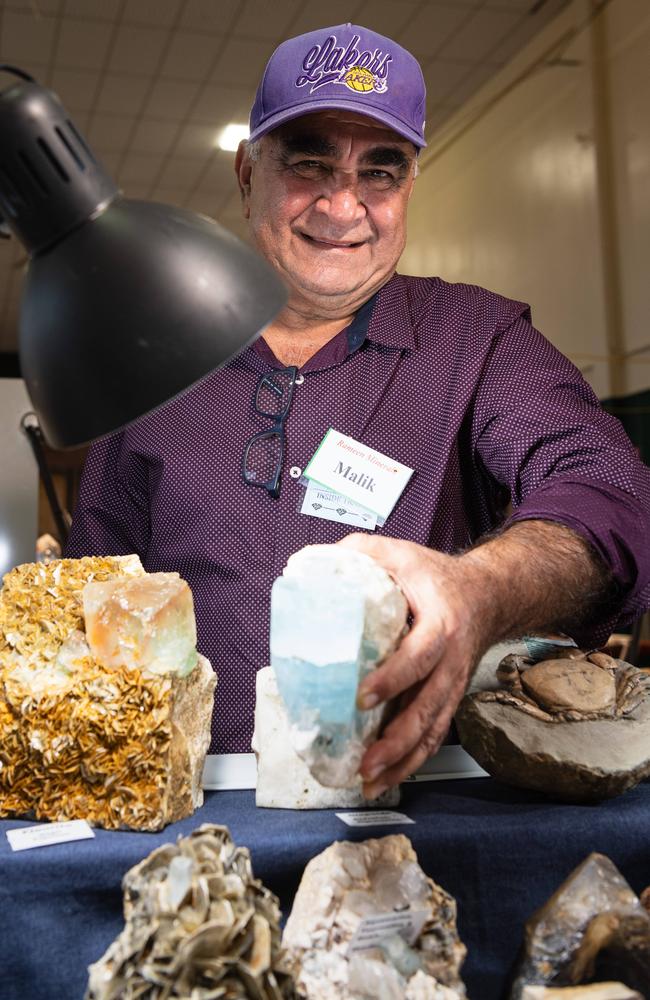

{"left": 0, "top": 0, "right": 571, "bottom": 352}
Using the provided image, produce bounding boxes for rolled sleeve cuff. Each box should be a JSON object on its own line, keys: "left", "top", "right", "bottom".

{"left": 504, "top": 476, "right": 650, "bottom": 645}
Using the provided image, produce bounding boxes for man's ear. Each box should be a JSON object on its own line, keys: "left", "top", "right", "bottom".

{"left": 235, "top": 140, "right": 252, "bottom": 220}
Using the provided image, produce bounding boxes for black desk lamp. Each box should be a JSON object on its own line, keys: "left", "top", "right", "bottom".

{"left": 0, "top": 66, "right": 286, "bottom": 448}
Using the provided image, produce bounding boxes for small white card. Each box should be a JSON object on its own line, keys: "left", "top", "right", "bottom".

{"left": 349, "top": 909, "right": 429, "bottom": 952}
{"left": 303, "top": 429, "right": 413, "bottom": 524}
{"left": 300, "top": 482, "right": 378, "bottom": 529}
{"left": 336, "top": 810, "right": 415, "bottom": 827}
{"left": 6, "top": 819, "right": 95, "bottom": 852}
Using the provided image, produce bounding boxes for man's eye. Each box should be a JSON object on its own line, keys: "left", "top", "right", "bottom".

{"left": 292, "top": 160, "right": 328, "bottom": 176}
{"left": 362, "top": 169, "right": 397, "bottom": 189}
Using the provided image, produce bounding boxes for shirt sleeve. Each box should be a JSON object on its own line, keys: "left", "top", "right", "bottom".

{"left": 471, "top": 315, "right": 650, "bottom": 642}
{"left": 64, "top": 431, "right": 151, "bottom": 560}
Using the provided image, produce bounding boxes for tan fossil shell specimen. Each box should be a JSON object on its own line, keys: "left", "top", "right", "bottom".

{"left": 86, "top": 824, "right": 298, "bottom": 1000}
{"left": 475, "top": 649, "right": 649, "bottom": 723}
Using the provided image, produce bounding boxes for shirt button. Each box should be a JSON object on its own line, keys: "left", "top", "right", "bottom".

{"left": 295, "top": 373, "right": 305, "bottom": 385}
{"left": 289, "top": 466, "right": 302, "bottom": 479}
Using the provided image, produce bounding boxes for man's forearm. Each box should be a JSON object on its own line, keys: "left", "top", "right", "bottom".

{"left": 459, "top": 519, "right": 616, "bottom": 652}
{"left": 339, "top": 520, "right": 619, "bottom": 795}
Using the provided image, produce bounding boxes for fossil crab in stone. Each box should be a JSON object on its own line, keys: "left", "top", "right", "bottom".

{"left": 476, "top": 648, "right": 649, "bottom": 723}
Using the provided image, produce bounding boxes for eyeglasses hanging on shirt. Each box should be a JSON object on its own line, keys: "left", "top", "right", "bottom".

{"left": 242, "top": 366, "right": 298, "bottom": 499}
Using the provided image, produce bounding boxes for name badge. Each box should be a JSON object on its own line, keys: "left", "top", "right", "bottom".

{"left": 303, "top": 429, "right": 413, "bottom": 526}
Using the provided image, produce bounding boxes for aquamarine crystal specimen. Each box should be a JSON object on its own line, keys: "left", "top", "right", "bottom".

{"left": 270, "top": 545, "right": 408, "bottom": 788}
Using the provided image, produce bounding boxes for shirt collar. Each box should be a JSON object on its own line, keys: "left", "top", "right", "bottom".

{"left": 250, "top": 272, "right": 417, "bottom": 373}
{"left": 364, "top": 273, "right": 417, "bottom": 351}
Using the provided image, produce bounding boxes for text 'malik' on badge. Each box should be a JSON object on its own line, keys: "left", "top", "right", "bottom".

{"left": 303, "top": 430, "right": 413, "bottom": 524}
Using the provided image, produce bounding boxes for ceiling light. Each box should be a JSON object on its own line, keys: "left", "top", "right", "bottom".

{"left": 217, "top": 124, "right": 250, "bottom": 152}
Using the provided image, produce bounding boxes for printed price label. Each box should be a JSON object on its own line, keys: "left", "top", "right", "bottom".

{"left": 349, "top": 909, "right": 429, "bottom": 952}
{"left": 6, "top": 819, "right": 95, "bottom": 852}
{"left": 335, "top": 810, "right": 414, "bottom": 827}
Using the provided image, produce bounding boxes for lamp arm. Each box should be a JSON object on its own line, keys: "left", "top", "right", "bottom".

{"left": 21, "top": 412, "right": 70, "bottom": 544}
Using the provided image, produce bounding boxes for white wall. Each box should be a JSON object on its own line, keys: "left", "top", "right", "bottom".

{"left": 606, "top": 2, "right": 650, "bottom": 394}
{"left": 400, "top": 0, "right": 650, "bottom": 401}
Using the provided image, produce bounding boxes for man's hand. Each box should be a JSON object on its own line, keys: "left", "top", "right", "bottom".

{"left": 337, "top": 522, "right": 612, "bottom": 799}
{"left": 338, "top": 534, "right": 496, "bottom": 798}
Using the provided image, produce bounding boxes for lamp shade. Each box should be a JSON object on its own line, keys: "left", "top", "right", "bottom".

{"left": 0, "top": 68, "right": 286, "bottom": 448}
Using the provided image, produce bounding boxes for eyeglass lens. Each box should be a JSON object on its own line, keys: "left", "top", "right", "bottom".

{"left": 243, "top": 430, "right": 282, "bottom": 484}
{"left": 255, "top": 369, "right": 295, "bottom": 419}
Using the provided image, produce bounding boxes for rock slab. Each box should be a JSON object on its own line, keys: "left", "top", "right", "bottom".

{"left": 456, "top": 650, "right": 650, "bottom": 802}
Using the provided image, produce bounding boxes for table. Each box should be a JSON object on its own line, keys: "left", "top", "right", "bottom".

{"left": 2, "top": 778, "right": 649, "bottom": 1000}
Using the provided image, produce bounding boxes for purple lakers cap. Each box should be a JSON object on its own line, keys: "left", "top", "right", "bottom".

{"left": 249, "top": 23, "right": 427, "bottom": 148}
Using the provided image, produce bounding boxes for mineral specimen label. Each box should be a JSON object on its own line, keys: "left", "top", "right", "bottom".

{"left": 6, "top": 819, "right": 94, "bottom": 852}
{"left": 348, "top": 909, "right": 429, "bottom": 952}
{"left": 336, "top": 810, "right": 415, "bottom": 826}
{"left": 303, "top": 429, "right": 413, "bottom": 523}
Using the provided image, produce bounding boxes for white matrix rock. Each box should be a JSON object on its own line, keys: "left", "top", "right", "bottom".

{"left": 282, "top": 835, "right": 467, "bottom": 999}
{"left": 252, "top": 666, "right": 400, "bottom": 809}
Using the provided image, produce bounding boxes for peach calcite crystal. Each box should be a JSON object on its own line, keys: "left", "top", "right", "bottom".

{"left": 0, "top": 555, "right": 216, "bottom": 831}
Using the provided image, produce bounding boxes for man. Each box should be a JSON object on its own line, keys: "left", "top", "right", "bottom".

{"left": 66, "top": 24, "right": 650, "bottom": 798}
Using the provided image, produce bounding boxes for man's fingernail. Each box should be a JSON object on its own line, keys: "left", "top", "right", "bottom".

{"left": 365, "top": 783, "right": 388, "bottom": 801}
{"left": 358, "top": 690, "right": 380, "bottom": 710}
{"left": 364, "top": 762, "right": 386, "bottom": 783}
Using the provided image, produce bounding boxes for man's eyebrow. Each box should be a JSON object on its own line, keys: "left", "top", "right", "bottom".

{"left": 360, "top": 147, "right": 412, "bottom": 169}
{"left": 276, "top": 134, "right": 339, "bottom": 158}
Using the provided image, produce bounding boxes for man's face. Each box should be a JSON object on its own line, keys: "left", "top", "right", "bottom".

{"left": 237, "top": 111, "right": 417, "bottom": 313}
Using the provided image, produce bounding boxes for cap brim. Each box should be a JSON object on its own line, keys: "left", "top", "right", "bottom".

{"left": 248, "top": 98, "right": 426, "bottom": 148}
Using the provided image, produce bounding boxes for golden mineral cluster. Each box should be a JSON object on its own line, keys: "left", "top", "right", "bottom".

{"left": 0, "top": 555, "right": 216, "bottom": 831}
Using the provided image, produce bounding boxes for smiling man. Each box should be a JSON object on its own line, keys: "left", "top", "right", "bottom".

{"left": 67, "top": 24, "right": 650, "bottom": 797}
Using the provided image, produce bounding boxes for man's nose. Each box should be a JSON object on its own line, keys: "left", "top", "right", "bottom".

{"left": 314, "top": 174, "right": 366, "bottom": 224}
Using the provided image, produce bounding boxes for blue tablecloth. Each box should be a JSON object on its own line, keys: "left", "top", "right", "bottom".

{"left": 1, "top": 777, "right": 649, "bottom": 1000}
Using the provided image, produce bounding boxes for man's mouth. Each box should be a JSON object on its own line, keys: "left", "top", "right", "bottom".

{"left": 299, "top": 233, "right": 366, "bottom": 249}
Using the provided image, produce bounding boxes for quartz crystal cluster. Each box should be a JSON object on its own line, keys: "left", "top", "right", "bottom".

{"left": 0, "top": 556, "right": 215, "bottom": 830}
{"left": 510, "top": 853, "right": 650, "bottom": 1000}
{"left": 283, "top": 834, "right": 467, "bottom": 999}
{"left": 269, "top": 545, "right": 408, "bottom": 789}
{"left": 87, "top": 824, "right": 298, "bottom": 999}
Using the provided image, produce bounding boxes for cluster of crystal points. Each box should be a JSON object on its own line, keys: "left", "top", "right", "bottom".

{"left": 282, "top": 834, "right": 467, "bottom": 999}
{"left": 0, "top": 556, "right": 215, "bottom": 830}
{"left": 87, "top": 824, "right": 298, "bottom": 999}
{"left": 270, "top": 545, "right": 408, "bottom": 788}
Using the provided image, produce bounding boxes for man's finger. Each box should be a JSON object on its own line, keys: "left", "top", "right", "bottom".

{"left": 359, "top": 657, "right": 466, "bottom": 782}
{"left": 356, "top": 626, "right": 445, "bottom": 709}
{"left": 362, "top": 723, "right": 446, "bottom": 798}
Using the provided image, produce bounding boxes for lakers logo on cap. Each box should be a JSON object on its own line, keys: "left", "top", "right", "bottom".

{"left": 344, "top": 66, "right": 375, "bottom": 92}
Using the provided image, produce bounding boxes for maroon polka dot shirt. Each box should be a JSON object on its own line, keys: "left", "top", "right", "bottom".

{"left": 66, "top": 274, "right": 650, "bottom": 753}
